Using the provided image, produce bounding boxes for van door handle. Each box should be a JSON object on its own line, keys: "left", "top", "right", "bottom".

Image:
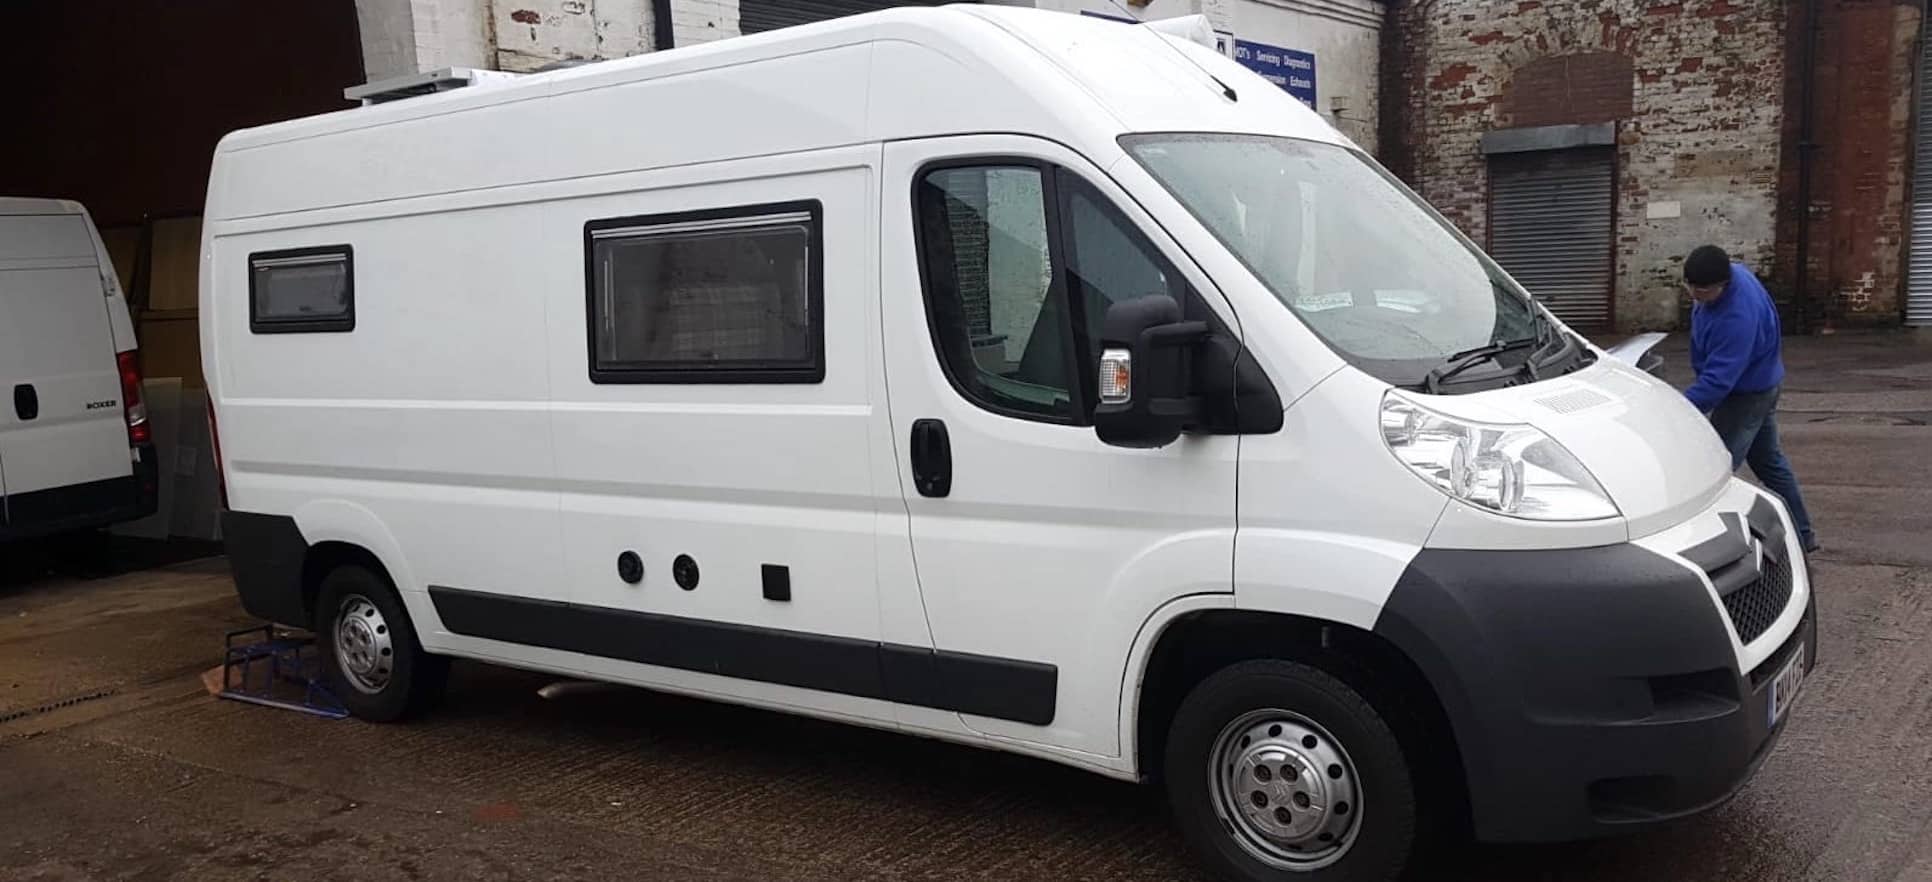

{"left": 909, "top": 418, "right": 952, "bottom": 498}
{"left": 13, "top": 384, "right": 37, "bottom": 421}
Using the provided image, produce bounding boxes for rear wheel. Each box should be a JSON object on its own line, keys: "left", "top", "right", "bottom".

{"left": 1165, "top": 660, "right": 1415, "bottom": 882}
{"left": 314, "top": 564, "right": 446, "bottom": 721}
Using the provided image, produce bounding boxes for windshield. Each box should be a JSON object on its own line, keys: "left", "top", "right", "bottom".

{"left": 1124, "top": 134, "right": 1572, "bottom": 389}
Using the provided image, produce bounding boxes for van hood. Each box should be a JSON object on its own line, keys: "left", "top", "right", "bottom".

{"left": 1413, "top": 356, "right": 1732, "bottom": 539}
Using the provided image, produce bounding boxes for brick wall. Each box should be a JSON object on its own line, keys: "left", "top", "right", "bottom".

{"left": 941, "top": 173, "right": 996, "bottom": 338}
{"left": 1385, "top": 0, "right": 1792, "bottom": 331}
{"left": 1386, "top": 0, "right": 1924, "bottom": 330}
{"left": 1783, "top": 1, "right": 1921, "bottom": 326}
{"left": 495, "top": 0, "right": 647, "bottom": 70}
{"left": 491, "top": 0, "right": 736, "bottom": 70}
{"left": 1504, "top": 52, "right": 1634, "bottom": 126}
{"left": 673, "top": 0, "right": 739, "bottom": 45}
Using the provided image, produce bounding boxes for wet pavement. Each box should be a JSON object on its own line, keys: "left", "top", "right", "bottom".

{"left": 3, "top": 332, "right": 1931, "bottom": 882}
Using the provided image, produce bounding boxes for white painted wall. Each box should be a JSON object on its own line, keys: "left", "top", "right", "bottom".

{"left": 1231, "top": 0, "right": 1380, "bottom": 149}
{"left": 673, "top": 0, "right": 740, "bottom": 45}
{"left": 358, "top": 0, "right": 1376, "bottom": 145}
{"left": 359, "top": 0, "right": 735, "bottom": 79}
{"left": 492, "top": 0, "right": 648, "bottom": 71}
{"left": 1008, "top": 0, "right": 1382, "bottom": 151}
{"left": 355, "top": 0, "right": 494, "bottom": 79}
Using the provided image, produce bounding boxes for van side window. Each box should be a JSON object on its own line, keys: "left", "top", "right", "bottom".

{"left": 1058, "top": 175, "right": 1192, "bottom": 363}
{"left": 913, "top": 162, "right": 1210, "bottom": 425}
{"left": 914, "top": 165, "right": 1079, "bottom": 422}
{"left": 249, "top": 246, "right": 355, "bottom": 334}
{"left": 586, "top": 202, "right": 824, "bottom": 384}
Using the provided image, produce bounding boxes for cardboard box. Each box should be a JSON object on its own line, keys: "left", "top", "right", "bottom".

{"left": 137, "top": 313, "right": 203, "bottom": 389}
{"left": 147, "top": 216, "right": 203, "bottom": 313}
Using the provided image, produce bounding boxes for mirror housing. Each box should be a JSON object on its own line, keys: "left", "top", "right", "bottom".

{"left": 1093, "top": 296, "right": 1209, "bottom": 448}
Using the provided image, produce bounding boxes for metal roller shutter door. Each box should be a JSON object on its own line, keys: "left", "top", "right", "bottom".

{"left": 1907, "top": 13, "right": 1932, "bottom": 326}
{"left": 740, "top": 0, "right": 954, "bottom": 34}
{"left": 1487, "top": 148, "right": 1617, "bottom": 330}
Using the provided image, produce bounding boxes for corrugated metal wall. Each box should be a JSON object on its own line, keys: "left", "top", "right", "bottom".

{"left": 1906, "top": 12, "right": 1932, "bottom": 326}
{"left": 1487, "top": 148, "right": 1617, "bottom": 330}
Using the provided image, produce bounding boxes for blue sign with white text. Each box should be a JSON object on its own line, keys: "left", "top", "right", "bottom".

{"left": 1233, "top": 39, "right": 1316, "bottom": 109}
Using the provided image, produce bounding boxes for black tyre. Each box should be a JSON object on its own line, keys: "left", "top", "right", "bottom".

{"left": 314, "top": 564, "right": 448, "bottom": 721}
{"left": 1165, "top": 660, "right": 1416, "bottom": 882}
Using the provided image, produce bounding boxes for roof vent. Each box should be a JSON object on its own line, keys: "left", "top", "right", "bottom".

{"left": 344, "top": 67, "right": 524, "bottom": 105}
{"left": 1143, "top": 14, "right": 1217, "bottom": 51}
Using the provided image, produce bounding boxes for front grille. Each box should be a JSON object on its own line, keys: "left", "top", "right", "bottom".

{"left": 1721, "top": 549, "right": 1793, "bottom": 644}
{"left": 1683, "top": 496, "right": 1796, "bottom": 645}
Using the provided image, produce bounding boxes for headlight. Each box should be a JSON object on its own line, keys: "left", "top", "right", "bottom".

{"left": 1380, "top": 392, "right": 1619, "bottom": 521}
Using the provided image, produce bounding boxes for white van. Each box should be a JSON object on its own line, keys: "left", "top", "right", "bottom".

{"left": 201, "top": 9, "right": 1814, "bottom": 881}
{"left": 1, "top": 198, "right": 156, "bottom": 541}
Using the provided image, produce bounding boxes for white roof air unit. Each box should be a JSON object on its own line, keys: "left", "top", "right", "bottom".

{"left": 344, "top": 67, "right": 525, "bottom": 106}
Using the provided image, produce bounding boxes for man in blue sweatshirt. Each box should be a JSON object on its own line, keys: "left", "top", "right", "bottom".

{"left": 1683, "top": 245, "right": 1818, "bottom": 553}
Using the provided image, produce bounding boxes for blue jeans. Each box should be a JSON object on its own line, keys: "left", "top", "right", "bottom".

{"left": 1708, "top": 386, "right": 1818, "bottom": 550}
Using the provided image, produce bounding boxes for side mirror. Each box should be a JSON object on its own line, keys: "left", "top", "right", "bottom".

{"left": 1093, "top": 295, "right": 1209, "bottom": 449}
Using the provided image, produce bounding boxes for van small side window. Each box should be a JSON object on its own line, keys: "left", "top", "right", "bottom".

{"left": 586, "top": 202, "right": 824, "bottom": 384}
{"left": 248, "top": 246, "right": 355, "bottom": 334}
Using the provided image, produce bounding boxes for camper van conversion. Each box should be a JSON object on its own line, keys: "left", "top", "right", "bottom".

{"left": 201, "top": 8, "right": 1814, "bottom": 881}
{"left": 1, "top": 198, "right": 155, "bottom": 541}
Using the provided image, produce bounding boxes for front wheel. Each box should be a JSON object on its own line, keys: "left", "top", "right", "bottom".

{"left": 1165, "top": 660, "right": 1416, "bottom": 882}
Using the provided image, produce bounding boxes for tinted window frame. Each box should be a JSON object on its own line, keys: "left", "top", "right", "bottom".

{"left": 911, "top": 157, "right": 1229, "bottom": 427}
{"left": 583, "top": 200, "right": 826, "bottom": 385}
{"left": 1052, "top": 169, "right": 1203, "bottom": 411}
{"left": 911, "top": 157, "right": 1092, "bottom": 426}
{"left": 248, "top": 245, "right": 355, "bottom": 334}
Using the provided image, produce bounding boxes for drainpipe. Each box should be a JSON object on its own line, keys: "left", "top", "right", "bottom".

{"left": 653, "top": 0, "right": 675, "bottom": 51}
{"left": 1794, "top": 0, "right": 1820, "bottom": 332}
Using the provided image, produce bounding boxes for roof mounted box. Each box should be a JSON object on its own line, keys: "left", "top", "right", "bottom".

{"left": 1143, "top": 14, "right": 1217, "bottom": 51}
{"left": 344, "top": 67, "right": 524, "bottom": 105}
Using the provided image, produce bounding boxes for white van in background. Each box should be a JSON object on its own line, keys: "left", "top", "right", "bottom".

{"left": 201, "top": 9, "right": 1814, "bottom": 881}
{"left": 0, "top": 198, "right": 156, "bottom": 541}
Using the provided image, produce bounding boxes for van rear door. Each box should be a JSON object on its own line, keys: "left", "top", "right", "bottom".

{"left": 0, "top": 210, "right": 135, "bottom": 530}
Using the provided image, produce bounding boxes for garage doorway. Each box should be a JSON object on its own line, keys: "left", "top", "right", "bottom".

{"left": 1907, "top": 8, "right": 1932, "bottom": 326}
{"left": 1486, "top": 148, "right": 1617, "bottom": 331}
{"left": 0, "top": 1, "right": 363, "bottom": 386}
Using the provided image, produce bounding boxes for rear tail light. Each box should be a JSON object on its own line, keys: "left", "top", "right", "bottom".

{"left": 207, "top": 394, "right": 229, "bottom": 509}
{"left": 116, "top": 351, "right": 150, "bottom": 445}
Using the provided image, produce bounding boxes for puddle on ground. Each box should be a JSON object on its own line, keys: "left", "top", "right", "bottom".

{"left": 1800, "top": 413, "right": 1928, "bottom": 426}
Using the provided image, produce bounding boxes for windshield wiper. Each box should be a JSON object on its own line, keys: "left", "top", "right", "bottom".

{"left": 1423, "top": 336, "right": 1538, "bottom": 393}
{"left": 1520, "top": 308, "right": 1582, "bottom": 382}
{"left": 1531, "top": 308, "right": 1563, "bottom": 351}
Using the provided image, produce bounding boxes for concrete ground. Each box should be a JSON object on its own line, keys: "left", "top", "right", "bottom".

{"left": 3, "top": 332, "right": 1930, "bottom": 882}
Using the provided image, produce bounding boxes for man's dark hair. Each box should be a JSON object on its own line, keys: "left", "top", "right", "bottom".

{"left": 1684, "top": 245, "right": 1731, "bottom": 286}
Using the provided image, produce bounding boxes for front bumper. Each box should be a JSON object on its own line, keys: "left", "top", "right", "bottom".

{"left": 1372, "top": 495, "right": 1814, "bottom": 843}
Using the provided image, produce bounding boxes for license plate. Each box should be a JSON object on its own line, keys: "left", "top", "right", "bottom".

{"left": 1768, "top": 643, "right": 1807, "bottom": 728}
